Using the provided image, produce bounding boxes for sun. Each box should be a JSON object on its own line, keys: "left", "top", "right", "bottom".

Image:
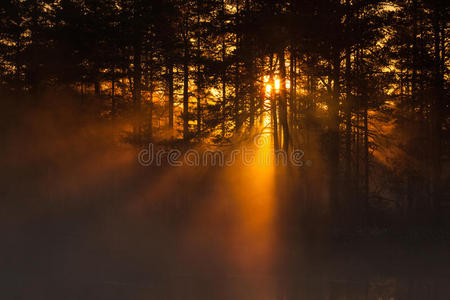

{"left": 263, "top": 76, "right": 290, "bottom": 94}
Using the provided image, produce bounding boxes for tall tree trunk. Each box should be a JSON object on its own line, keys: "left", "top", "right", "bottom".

{"left": 355, "top": 112, "right": 360, "bottom": 203}
{"left": 431, "top": 5, "right": 443, "bottom": 215}
{"left": 133, "top": 37, "right": 142, "bottom": 140}
{"left": 167, "top": 62, "right": 174, "bottom": 135}
{"left": 148, "top": 56, "right": 154, "bottom": 140}
{"left": 222, "top": 74, "right": 227, "bottom": 137}
{"left": 269, "top": 55, "right": 279, "bottom": 151}
{"left": 411, "top": 0, "right": 418, "bottom": 104}
{"left": 289, "top": 47, "right": 296, "bottom": 128}
{"left": 197, "top": 71, "right": 202, "bottom": 136}
{"left": 196, "top": 4, "right": 202, "bottom": 136}
{"left": 363, "top": 94, "right": 369, "bottom": 220}
{"left": 183, "top": 41, "right": 189, "bottom": 140}
{"left": 111, "top": 68, "right": 116, "bottom": 118}
{"left": 247, "top": 45, "right": 255, "bottom": 130}
{"left": 279, "top": 48, "right": 289, "bottom": 152}
{"left": 345, "top": 47, "right": 352, "bottom": 212}
{"left": 221, "top": 16, "right": 227, "bottom": 137}
{"left": 29, "top": 0, "right": 39, "bottom": 97}
{"left": 249, "top": 58, "right": 255, "bottom": 130}
{"left": 344, "top": 0, "right": 353, "bottom": 213}
{"left": 133, "top": 45, "right": 142, "bottom": 110}
{"left": 95, "top": 81, "right": 101, "bottom": 97}
{"left": 133, "top": 49, "right": 141, "bottom": 108}
{"left": 328, "top": 51, "right": 341, "bottom": 216}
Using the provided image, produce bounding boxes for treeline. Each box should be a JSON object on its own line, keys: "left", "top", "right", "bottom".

{"left": 0, "top": 0, "right": 448, "bottom": 224}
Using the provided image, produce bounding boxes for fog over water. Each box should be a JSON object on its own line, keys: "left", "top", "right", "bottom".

{"left": 1, "top": 96, "right": 449, "bottom": 300}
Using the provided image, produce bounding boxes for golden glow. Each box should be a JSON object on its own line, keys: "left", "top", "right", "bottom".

{"left": 317, "top": 103, "right": 328, "bottom": 111}
{"left": 385, "top": 100, "right": 395, "bottom": 107}
{"left": 263, "top": 75, "right": 290, "bottom": 97}
{"left": 210, "top": 87, "right": 220, "bottom": 98}
{"left": 274, "top": 79, "right": 280, "bottom": 90}
{"left": 224, "top": 119, "right": 275, "bottom": 275}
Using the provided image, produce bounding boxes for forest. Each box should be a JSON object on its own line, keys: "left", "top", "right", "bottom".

{"left": 0, "top": 0, "right": 449, "bottom": 299}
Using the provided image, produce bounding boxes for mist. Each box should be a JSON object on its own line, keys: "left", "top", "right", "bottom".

{"left": 1, "top": 0, "right": 449, "bottom": 298}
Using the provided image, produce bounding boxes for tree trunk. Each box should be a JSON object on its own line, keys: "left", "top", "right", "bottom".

{"left": 133, "top": 37, "right": 142, "bottom": 141}
{"left": 345, "top": 48, "right": 352, "bottom": 212}
{"left": 249, "top": 59, "right": 255, "bottom": 130}
{"left": 183, "top": 42, "right": 189, "bottom": 140}
{"left": 222, "top": 20, "right": 227, "bottom": 137}
{"left": 431, "top": 5, "right": 443, "bottom": 215}
{"left": 363, "top": 95, "right": 369, "bottom": 219}
{"left": 111, "top": 68, "right": 116, "bottom": 118}
{"left": 167, "top": 61, "right": 174, "bottom": 136}
{"left": 196, "top": 7, "right": 202, "bottom": 136}
{"left": 328, "top": 52, "right": 341, "bottom": 216}
{"left": 269, "top": 55, "right": 279, "bottom": 151}
{"left": 344, "top": 0, "right": 353, "bottom": 213}
{"left": 148, "top": 56, "right": 154, "bottom": 140}
{"left": 289, "top": 47, "right": 296, "bottom": 128}
{"left": 279, "top": 48, "right": 289, "bottom": 152}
